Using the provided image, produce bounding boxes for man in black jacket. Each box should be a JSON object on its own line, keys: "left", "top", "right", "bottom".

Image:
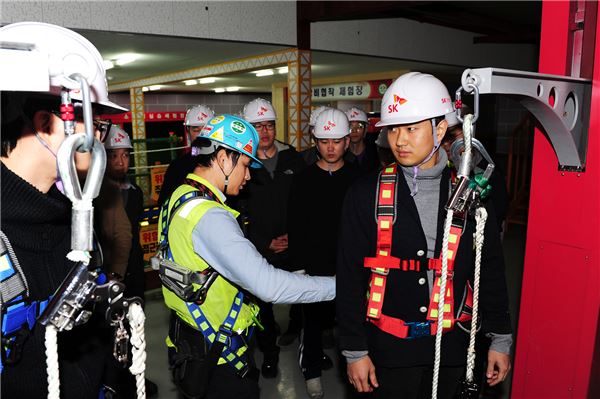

{"left": 337, "top": 73, "right": 512, "bottom": 399}
{"left": 236, "top": 98, "right": 306, "bottom": 378}
{"left": 0, "top": 22, "right": 126, "bottom": 398}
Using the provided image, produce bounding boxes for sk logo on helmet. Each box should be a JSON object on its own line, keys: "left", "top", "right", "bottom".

{"left": 323, "top": 121, "right": 336, "bottom": 131}
{"left": 257, "top": 106, "right": 268, "bottom": 116}
{"left": 113, "top": 132, "right": 126, "bottom": 144}
{"left": 231, "top": 121, "right": 246, "bottom": 134}
{"left": 198, "top": 112, "right": 208, "bottom": 121}
{"left": 388, "top": 94, "right": 408, "bottom": 113}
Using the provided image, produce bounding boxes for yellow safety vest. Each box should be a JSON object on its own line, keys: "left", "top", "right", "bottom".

{"left": 161, "top": 174, "right": 259, "bottom": 365}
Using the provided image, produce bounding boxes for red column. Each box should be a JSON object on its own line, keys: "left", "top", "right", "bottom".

{"left": 512, "top": 2, "right": 600, "bottom": 398}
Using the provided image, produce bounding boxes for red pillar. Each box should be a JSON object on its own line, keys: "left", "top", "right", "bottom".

{"left": 512, "top": 1, "right": 600, "bottom": 398}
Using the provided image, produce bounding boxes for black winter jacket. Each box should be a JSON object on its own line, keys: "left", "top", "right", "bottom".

{"left": 235, "top": 141, "right": 306, "bottom": 270}
{"left": 1, "top": 164, "right": 107, "bottom": 398}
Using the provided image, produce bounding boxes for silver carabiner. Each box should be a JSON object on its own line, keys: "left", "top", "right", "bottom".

{"left": 455, "top": 84, "right": 480, "bottom": 125}
{"left": 70, "top": 73, "right": 95, "bottom": 152}
{"left": 57, "top": 133, "right": 106, "bottom": 253}
{"left": 450, "top": 138, "right": 496, "bottom": 173}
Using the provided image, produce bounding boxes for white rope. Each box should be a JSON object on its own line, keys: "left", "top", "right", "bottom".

{"left": 432, "top": 113, "right": 475, "bottom": 398}
{"left": 432, "top": 208, "right": 454, "bottom": 399}
{"left": 45, "top": 325, "right": 60, "bottom": 399}
{"left": 465, "top": 207, "right": 487, "bottom": 382}
{"left": 127, "top": 302, "right": 147, "bottom": 399}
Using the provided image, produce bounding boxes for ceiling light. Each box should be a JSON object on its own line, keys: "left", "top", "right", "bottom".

{"left": 115, "top": 53, "right": 139, "bottom": 66}
{"left": 148, "top": 85, "right": 162, "bottom": 91}
{"left": 277, "top": 66, "right": 288, "bottom": 74}
{"left": 199, "top": 77, "right": 217, "bottom": 84}
{"left": 142, "top": 87, "right": 149, "bottom": 92}
{"left": 103, "top": 60, "right": 114, "bottom": 70}
{"left": 183, "top": 79, "right": 198, "bottom": 86}
{"left": 226, "top": 86, "right": 240, "bottom": 92}
{"left": 214, "top": 88, "right": 225, "bottom": 93}
{"left": 254, "top": 69, "right": 274, "bottom": 77}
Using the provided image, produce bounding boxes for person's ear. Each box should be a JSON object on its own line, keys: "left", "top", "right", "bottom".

{"left": 217, "top": 149, "right": 234, "bottom": 172}
{"left": 32, "top": 110, "right": 53, "bottom": 134}
{"left": 344, "top": 136, "right": 350, "bottom": 151}
{"left": 436, "top": 119, "right": 448, "bottom": 144}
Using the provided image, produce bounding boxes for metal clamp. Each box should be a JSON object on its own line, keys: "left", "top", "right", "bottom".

{"left": 459, "top": 67, "right": 592, "bottom": 171}
{"left": 69, "top": 73, "right": 95, "bottom": 152}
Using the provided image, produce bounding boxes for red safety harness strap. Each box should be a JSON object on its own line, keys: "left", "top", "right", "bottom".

{"left": 364, "top": 165, "right": 473, "bottom": 339}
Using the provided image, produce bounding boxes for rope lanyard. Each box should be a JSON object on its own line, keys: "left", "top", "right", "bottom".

{"left": 432, "top": 113, "right": 484, "bottom": 399}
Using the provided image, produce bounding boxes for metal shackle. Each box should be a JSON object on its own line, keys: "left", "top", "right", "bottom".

{"left": 57, "top": 133, "right": 106, "bottom": 252}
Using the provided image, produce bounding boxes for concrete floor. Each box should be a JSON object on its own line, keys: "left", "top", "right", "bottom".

{"left": 143, "top": 224, "right": 527, "bottom": 399}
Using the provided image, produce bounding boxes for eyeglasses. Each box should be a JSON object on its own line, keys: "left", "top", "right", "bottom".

{"left": 94, "top": 119, "right": 112, "bottom": 143}
{"left": 52, "top": 110, "right": 111, "bottom": 142}
{"left": 350, "top": 123, "right": 366, "bottom": 131}
{"left": 252, "top": 122, "right": 276, "bottom": 132}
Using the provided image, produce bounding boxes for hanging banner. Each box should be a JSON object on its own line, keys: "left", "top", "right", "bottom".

{"left": 312, "top": 80, "right": 392, "bottom": 102}
{"left": 150, "top": 165, "right": 168, "bottom": 204}
{"left": 101, "top": 111, "right": 187, "bottom": 124}
{"left": 139, "top": 223, "right": 159, "bottom": 262}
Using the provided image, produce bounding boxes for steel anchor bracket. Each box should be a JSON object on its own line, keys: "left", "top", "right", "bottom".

{"left": 460, "top": 67, "right": 592, "bottom": 172}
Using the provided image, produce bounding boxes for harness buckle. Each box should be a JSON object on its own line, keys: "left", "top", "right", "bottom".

{"left": 404, "top": 321, "right": 433, "bottom": 339}
{"left": 372, "top": 267, "right": 390, "bottom": 276}
{"left": 1, "top": 327, "right": 30, "bottom": 365}
{"left": 216, "top": 325, "right": 234, "bottom": 345}
{"left": 237, "top": 363, "right": 250, "bottom": 378}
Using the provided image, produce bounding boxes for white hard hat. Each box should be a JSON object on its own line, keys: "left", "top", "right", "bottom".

{"left": 375, "top": 130, "right": 390, "bottom": 149}
{"left": 310, "top": 106, "right": 333, "bottom": 127}
{"left": 104, "top": 125, "right": 133, "bottom": 150}
{"left": 313, "top": 109, "right": 350, "bottom": 139}
{"left": 185, "top": 105, "right": 215, "bottom": 127}
{"left": 376, "top": 72, "right": 453, "bottom": 127}
{"left": 0, "top": 22, "right": 127, "bottom": 114}
{"left": 243, "top": 98, "right": 276, "bottom": 123}
{"left": 345, "top": 107, "right": 368, "bottom": 123}
{"left": 445, "top": 112, "right": 460, "bottom": 128}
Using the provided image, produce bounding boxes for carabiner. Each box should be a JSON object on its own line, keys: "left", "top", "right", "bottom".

{"left": 454, "top": 84, "right": 480, "bottom": 125}
{"left": 57, "top": 133, "right": 106, "bottom": 253}
{"left": 70, "top": 73, "right": 95, "bottom": 152}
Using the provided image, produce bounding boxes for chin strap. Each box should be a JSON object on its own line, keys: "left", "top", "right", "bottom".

{"left": 409, "top": 119, "right": 441, "bottom": 196}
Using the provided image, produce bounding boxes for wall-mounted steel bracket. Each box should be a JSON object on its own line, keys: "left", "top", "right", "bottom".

{"left": 460, "top": 68, "right": 592, "bottom": 172}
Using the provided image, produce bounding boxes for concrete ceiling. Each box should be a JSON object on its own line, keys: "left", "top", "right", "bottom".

{"left": 77, "top": 29, "right": 466, "bottom": 94}
{"left": 74, "top": 1, "right": 540, "bottom": 94}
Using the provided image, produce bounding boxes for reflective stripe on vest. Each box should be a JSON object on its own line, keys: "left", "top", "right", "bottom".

{"left": 364, "top": 165, "right": 472, "bottom": 339}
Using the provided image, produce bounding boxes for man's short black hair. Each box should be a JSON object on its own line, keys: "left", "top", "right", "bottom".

{"left": 1, "top": 92, "right": 61, "bottom": 156}
{"left": 191, "top": 137, "right": 241, "bottom": 168}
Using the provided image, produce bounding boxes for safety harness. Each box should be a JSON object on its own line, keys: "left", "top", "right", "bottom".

{"left": 0, "top": 231, "right": 49, "bottom": 373}
{"left": 157, "top": 178, "right": 254, "bottom": 376}
{"left": 364, "top": 164, "right": 473, "bottom": 339}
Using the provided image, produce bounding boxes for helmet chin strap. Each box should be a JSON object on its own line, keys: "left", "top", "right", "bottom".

{"left": 217, "top": 153, "right": 239, "bottom": 195}
{"left": 410, "top": 118, "right": 440, "bottom": 197}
